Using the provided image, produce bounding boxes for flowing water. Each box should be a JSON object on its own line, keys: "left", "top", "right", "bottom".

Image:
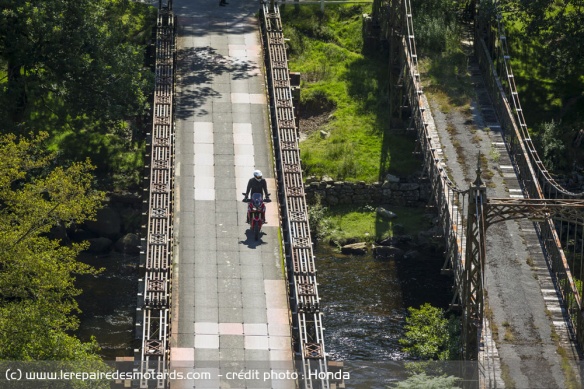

{"left": 73, "top": 242, "right": 453, "bottom": 386}
{"left": 75, "top": 252, "right": 139, "bottom": 361}
{"left": 315, "top": 244, "right": 454, "bottom": 387}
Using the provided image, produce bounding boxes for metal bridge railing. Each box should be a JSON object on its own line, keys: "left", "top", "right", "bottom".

{"left": 395, "top": 0, "right": 469, "bottom": 311}
{"left": 260, "top": 3, "right": 329, "bottom": 389}
{"left": 475, "top": 0, "right": 584, "bottom": 348}
{"left": 135, "top": 3, "right": 175, "bottom": 388}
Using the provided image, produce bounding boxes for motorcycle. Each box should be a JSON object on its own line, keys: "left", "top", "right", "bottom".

{"left": 242, "top": 192, "right": 269, "bottom": 240}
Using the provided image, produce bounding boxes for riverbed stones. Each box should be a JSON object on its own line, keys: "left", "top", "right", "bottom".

{"left": 376, "top": 207, "right": 397, "bottom": 220}
{"left": 341, "top": 242, "right": 368, "bottom": 255}
{"left": 87, "top": 237, "right": 113, "bottom": 253}
{"left": 386, "top": 174, "right": 400, "bottom": 183}
{"left": 114, "top": 233, "right": 141, "bottom": 254}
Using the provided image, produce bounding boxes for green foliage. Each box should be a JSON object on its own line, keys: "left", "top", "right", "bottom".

{"left": 410, "top": 0, "right": 465, "bottom": 56}
{"left": 508, "top": 0, "right": 584, "bottom": 84}
{"left": 0, "top": 0, "right": 154, "bottom": 125}
{"left": 0, "top": 0, "right": 156, "bottom": 189}
{"left": 537, "top": 120, "right": 567, "bottom": 171}
{"left": 391, "top": 372, "right": 461, "bottom": 389}
{"left": 282, "top": 4, "right": 420, "bottom": 182}
{"left": 0, "top": 133, "right": 106, "bottom": 371}
{"left": 491, "top": 1, "right": 584, "bottom": 169}
{"left": 413, "top": 0, "right": 474, "bottom": 115}
{"left": 399, "top": 303, "right": 460, "bottom": 360}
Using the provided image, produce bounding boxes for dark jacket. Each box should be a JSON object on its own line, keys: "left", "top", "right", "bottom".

{"left": 246, "top": 177, "right": 268, "bottom": 197}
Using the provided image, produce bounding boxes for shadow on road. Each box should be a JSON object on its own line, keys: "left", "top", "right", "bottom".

{"left": 175, "top": 46, "right": 259, "bottom": 120}
{"left": 239, "top": 229, "right": 267, "bottom": 249}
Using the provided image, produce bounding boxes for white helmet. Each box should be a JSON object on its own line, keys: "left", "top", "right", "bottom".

{"left": 253, "top": 170, "right": 263, "bottom": 180}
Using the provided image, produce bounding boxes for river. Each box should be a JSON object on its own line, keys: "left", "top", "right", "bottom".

{"left": 75, "top": 252, "right": 139, "bottom": 361}
{"left": 315, "top": 244, "right": 454, "bottom": 387}
{"left": 73, "top": 242, "right": 453, "bottom": 385}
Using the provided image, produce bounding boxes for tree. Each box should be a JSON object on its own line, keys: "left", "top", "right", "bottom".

{"left": 391, "top": 372, "right": 461, "bottom": 389}
{"left": 506, "top": 0, "right": 584, "bottom": 86}
{"left": 399, "top": 303, "right": 460, "bottom": 360}
{"left": 537, "top": 119, "right": 567, "bottom": 171}
{"left": 0, "top": 0, "right": 152, "bottom": 127}
{"left": 0, "top": 132, "right": 106, "bottom": 374}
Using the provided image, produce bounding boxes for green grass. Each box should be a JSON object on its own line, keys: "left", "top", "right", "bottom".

{"left": 419, "top": 52, "right": 474, "bottom": 113}
{"left": 318, "top": 204, "right": 430, "bottom": 245}
{"left": 282, "top": 5, "right": 421, "bottom": 182}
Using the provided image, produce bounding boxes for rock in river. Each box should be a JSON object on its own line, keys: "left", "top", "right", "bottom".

{"left": 341, "top": 242, "right": 368, "bottom": 255}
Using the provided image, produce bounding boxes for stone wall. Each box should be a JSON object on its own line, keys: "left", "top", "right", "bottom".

{"left": 304, "top": 175, "right": 432, "bottom": 206}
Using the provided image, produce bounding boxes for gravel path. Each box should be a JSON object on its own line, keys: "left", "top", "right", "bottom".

{"left": 426, "top": 43, "right": 581, "bottom": 388}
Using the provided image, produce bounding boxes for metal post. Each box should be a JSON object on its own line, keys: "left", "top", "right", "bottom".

{"left": 463, "top": 157, "right": 487, "bottom": 360}
{"left": 388, "top": 0, "right": 404, "bottom": 126}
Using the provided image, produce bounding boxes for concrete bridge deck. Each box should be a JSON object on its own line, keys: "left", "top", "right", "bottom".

{"left": 168, "top": 1, "right": 295, "bottom": 388}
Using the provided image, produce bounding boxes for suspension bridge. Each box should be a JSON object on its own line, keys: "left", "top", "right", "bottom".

{"left": 129, "top": 0, "right": 584, "bottom": 388}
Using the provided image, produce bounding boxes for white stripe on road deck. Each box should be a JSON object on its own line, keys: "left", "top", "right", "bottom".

{"left": 194, "top": 122, "right": 215, "bottom": 201}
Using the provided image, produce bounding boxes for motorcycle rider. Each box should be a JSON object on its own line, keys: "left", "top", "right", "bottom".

{"left": 244, "top": 170, "right": 270, "bottom": 224}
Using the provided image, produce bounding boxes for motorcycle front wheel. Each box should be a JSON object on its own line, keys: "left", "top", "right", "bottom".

{"left": 253, "top": 223, "right": 260, "bottom": 241}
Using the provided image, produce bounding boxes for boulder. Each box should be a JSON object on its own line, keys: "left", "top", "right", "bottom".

{"left": 393, "top": 223, "right": 405, "bottom": 234}
{"left": 114, "top": 233, "right": 141, "bottom": 254}
{"left": 376, "top": 207, "right": 397, "bottom": 220}
{"left": 378, "top": 234, "right": 413, "bottom": 247}
{"left": 373, "top": 245, "right": 404, "bottom": 260}
{"left": 322, "top": 175, "right": 334, "bottom": 184}
{"left": 378, "top": 236, "right": 398, "bottom": 246}
{"left": 399, "top": 183, "right": 419, "bottom": 191}
{"left": 85, "top": 207, "right": 122, "bottom": 239}
{"left": 341, "top": 242, "right": 368, "bottom": 255}
{"left": 87, "top": 237, "right": 113, "bottom": 253}
{"left": 385, "top": 174, "right": 400, "bottom": 183}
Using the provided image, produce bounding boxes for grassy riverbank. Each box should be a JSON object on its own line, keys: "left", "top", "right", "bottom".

{"left": 281, "top": 4, "right": 420, "bottom": 182}
{"left": 310, "top": 202, "right": 430, "bottom": 246}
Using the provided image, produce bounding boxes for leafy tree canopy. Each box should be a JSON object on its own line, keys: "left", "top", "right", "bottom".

{"left": 0, "top": 132, "right": 105, "bottom": 366}
{"left": 391, "top": 372, "right": 461, "bottom": 389}
{"left": 499, "top": 0, "right": 584, "bottom": 86}
{"left": 0, "top": 0, "right": 154, "bottom": 129}
{"left": 399, "top": 303, "right": 460, "bottom": 361}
